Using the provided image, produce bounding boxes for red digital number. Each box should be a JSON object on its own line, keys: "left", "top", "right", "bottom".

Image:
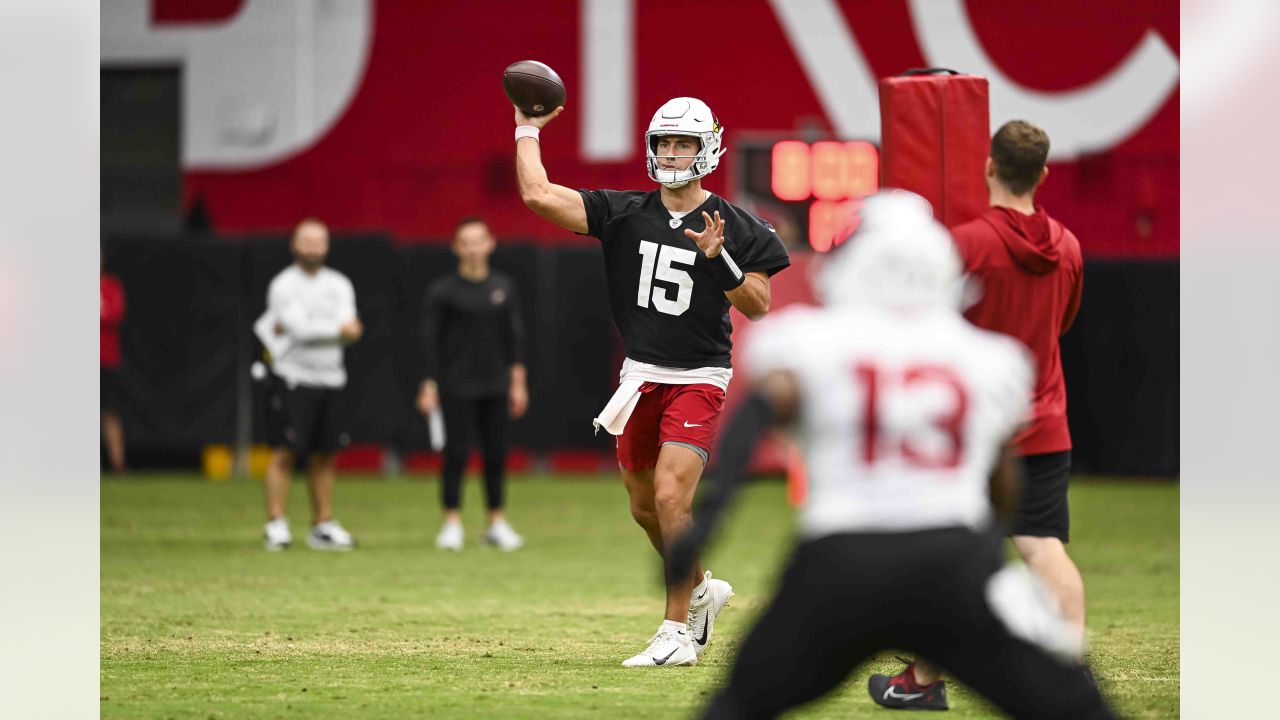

{"left": 771, "top": 141, "right": 811, "bottom": 201}
{"left": 854, "top": 362, "right": 969, "bottom": 469}
{"left": 771, "top": 141, "right": 880, "bottom": 204}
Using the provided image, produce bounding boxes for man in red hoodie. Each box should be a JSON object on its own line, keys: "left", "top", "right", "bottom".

{"left": 868, "top": 120, "right": 1088, "bottom": 711}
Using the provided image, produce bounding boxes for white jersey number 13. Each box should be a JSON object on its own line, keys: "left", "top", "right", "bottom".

{"left": 636, "top": 240, "right": 696, "bottom": 316}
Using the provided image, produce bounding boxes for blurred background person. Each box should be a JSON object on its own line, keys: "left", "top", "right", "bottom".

{"left": 418, "top": 217, "right": 528, "bottom": 551}
{"left": 100, "top": 253, "right": 127, "bottom": 473}
{"left": 670, "top": 192, "right": 1113, "bottom": 720}
{"left": 261, "top": 218, "right": 363, "bottom": 551}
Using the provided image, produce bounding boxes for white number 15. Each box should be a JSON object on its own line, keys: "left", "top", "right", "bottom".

{"left": 636, "top": 240, "right": 696, "bottom": 316}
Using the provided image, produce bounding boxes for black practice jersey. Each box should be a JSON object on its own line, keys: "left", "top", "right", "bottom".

{"left": 421, "top": 271, "right": 526, "bottom": 397}
{"left": 579, "top": 189, "right": 791, "bottom": 368}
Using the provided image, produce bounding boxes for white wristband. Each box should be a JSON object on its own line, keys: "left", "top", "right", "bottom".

{"left": 720, "top": 249, "right": 744, "bottom": 281}
{"left": 515, "top": 126, "right": 541, "bottom": 142}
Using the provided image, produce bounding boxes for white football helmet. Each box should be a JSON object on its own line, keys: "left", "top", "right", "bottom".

{"left": 645, "top": 97, "right": 726, "bottom": 189}
{"left": 817, "top": 190, "right": 966, "bottom": 311}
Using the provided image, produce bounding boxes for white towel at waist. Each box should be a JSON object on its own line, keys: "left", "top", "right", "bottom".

{"left": 592, "top": 359, "right": 733, "bottom": 436}
{"left": 593, "top": 379, "right": 643, "bottom": 436}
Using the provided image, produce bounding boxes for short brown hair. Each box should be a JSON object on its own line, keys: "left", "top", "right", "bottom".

{"left": 452, "top": 216, "right": 491, "bottom": 238}
{"left": 990, "top": 120, "right": 1050, "bottom": 196}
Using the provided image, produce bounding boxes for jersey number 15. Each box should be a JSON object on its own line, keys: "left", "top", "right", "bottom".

{"left": 637, "top": 240, "right": 696, "bottom": 316}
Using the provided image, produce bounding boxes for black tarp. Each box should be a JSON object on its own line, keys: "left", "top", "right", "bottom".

{"left": 1062, "top": 261, "right": 1179, "bottom": 476}
{"left": 106, "top": 236, "right": 242, "bottom": 449}
{"left": 103, "top": 236, "right": 1176, "bottom": 475}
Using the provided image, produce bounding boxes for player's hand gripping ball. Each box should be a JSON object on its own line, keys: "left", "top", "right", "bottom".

{"left": 503, "top": 60, "right": 566, "bottom": 117}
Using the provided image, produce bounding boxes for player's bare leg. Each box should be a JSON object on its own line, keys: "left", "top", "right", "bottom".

{"left": 265, "top": 447, "right": 295, "bottom": 520}
{"left": 1014, "top": 535, "right": 1086, "bottom": 645}
{"left": 619, "top": 446, "right": 708, "bottom": 667}
{"left": 621, "top": 466, "right": 666, "bottom": 555}
{"left": 653, "top": 444, "right": 707, "bottom": 622}
{"left": 619, "top": 453, "right": 709, "bottom": 619}
{"left": 262, "top": 447, "right": 296, "bottom": 550}
{"left": 303, "top": 452, "right": 354, "bottom": 550}
{"left": 307, "top": 452, "right": 336, "bottom": 525}
{"left": 101, "top": 411, "right": 126, "bottom": 473}
{"left": 910, "top": 659, "right": 943, "bottom": 685}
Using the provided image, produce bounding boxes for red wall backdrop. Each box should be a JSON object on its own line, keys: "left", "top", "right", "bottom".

{"left": 172, "top": 0, "right": 1178, "bottom": 259}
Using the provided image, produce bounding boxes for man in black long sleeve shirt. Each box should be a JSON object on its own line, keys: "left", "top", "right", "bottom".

{"left": 417, "top": 217, "right": 528, "bottom": 550}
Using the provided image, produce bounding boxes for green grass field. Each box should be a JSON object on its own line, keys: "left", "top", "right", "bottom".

{"left": 101, "top": 475, "right": 1178, "bottom": 719}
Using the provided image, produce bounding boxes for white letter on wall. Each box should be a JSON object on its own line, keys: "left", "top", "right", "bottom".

{"left": 581, "top": 0, "right": 634, "bottom": 161}
{"left": 101, "top": 0, "right": 372, "bottom": 170}
{"left": 768, "top": 0, "right": 882, "bottom": 141}
{"left": 908, "top": 0, "right": 1179, "bottom": 158}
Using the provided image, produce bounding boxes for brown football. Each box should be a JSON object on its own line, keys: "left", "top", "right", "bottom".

{"left": 503, "top": 60, "right": 566, "bottom": 117}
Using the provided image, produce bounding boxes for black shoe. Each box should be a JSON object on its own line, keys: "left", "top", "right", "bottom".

{"left": 868, "top": 659, "right": 949, "bottom": 711}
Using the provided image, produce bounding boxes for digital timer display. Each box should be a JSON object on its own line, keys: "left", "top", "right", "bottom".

{"left": 771, "top": 141, "right": 878, "bottom": 202}
{"left": 736, "top": 140, "right": 880, "bottom": 252}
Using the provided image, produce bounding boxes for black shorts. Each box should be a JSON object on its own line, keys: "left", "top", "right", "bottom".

{"left": 702, "top": 528, "right": 1113, "bottom": 720}
{"left": 101, "top": 367, "right": 122, "bottom": 412}
{"left": 265, "top": 377, "right": 348, "bottom": 455}
{"left": 1012, "top": 451, "right": 1072, "bottom": 542}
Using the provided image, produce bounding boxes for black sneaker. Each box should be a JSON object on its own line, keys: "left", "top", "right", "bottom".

{"left": 868, "top": 658, "right": 949, "bottom": 711}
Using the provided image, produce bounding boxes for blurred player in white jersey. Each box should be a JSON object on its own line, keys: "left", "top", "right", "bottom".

{"left": 668, "top": 192, "right": 1114, "bottom": 719}
{"left": 868, "top": 118, "right": 1092, "bottom": 710}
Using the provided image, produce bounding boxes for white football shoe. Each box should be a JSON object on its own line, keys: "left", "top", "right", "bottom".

{"left": 621, "top": 624, "right": 698, "bottom": 668}
{"left": 688, "top": 571, "right": 734, "bottom": 658}
{"left": 484, "top": 520, "right": 524, "bottom": 551}
{"left": 306, "top": 520, "right": 355, "bottom": 551}
{"left": 435, "top": 521, "right": 464, "bottom": 551}
{"left": 264, "top": 517, "right": 292, "bottom": 551}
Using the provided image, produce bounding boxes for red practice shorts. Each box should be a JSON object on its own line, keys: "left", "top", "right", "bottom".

{"left": 616, "top": 382, "right": 726, "bottom": 472}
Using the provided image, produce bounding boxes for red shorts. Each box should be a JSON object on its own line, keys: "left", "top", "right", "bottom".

{"left": 616, "top": 382, "right": 726, "bottom": 471}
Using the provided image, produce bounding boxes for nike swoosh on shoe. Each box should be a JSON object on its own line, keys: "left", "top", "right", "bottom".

{"left": 652, "top": 647, "right": 680, "bottom": 666}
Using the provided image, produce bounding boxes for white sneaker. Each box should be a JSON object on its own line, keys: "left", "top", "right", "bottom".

{"left": 688, "top": 571, "right": 734, "bottom": 658}
{"left": 264, "top": 518, "right": 292, "bottom": 551}
{"left": 435, "top": 521, "right": 464, "bottom": 551}
{"left": 307, "top": 520, "right": 355, "bottom": 551}
{"left": 484, "top": 520, "right": 524, "bottom": 551}
{"left": 621, "top": 624, "right": 698, "bottom": 668}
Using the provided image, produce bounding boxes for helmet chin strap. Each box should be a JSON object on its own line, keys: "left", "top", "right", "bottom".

{"left": 652, "top": 163, "right": 693, "bottom": 189}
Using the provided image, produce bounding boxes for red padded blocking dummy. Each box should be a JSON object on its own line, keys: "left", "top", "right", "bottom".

{"left": 879, "top": 71, "right": 990, "bottom": 227}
